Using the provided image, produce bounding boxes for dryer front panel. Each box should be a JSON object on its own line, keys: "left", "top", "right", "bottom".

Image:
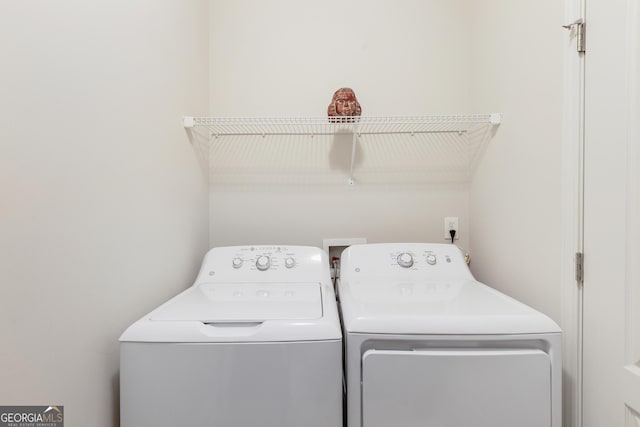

{"left": 361, "top": 348, "right": 551, "bottom": 427}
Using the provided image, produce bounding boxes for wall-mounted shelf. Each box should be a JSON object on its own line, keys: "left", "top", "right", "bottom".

{"left": 183, "top": 114, "right": 502, "bottom": 186}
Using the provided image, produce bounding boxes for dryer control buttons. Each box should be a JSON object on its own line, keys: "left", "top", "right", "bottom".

{"left": 232, "top": 257, "right": 244, "bottom": 269}
{"left": 284, "top": 257, "right": 296, "bottom": 269}
{"left": 256, "top": 255, "right": 271, "bottom": 271}
{"left": 397, "top": 253, "right": 414, "bottom": 268}
{"left": 426, "top": 254, "right": 437, "bottom": 265}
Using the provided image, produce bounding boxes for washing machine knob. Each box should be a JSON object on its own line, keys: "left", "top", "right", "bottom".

{"left": 256, "top": 255, "right": 271, "bottom": 271}
{"left": 426, "top": 254, "right": 437, "bottom": 265}
{"left": 397, "top": 253, "right": 414, "bottom": 268}
{"left": 284, "top": 257, "right": 296, "bottom": 268}
{"left": 232, "top": 257, "right": 243, "bottom": 269}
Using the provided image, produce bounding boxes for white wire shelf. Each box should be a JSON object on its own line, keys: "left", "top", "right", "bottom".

{"left": 183, "top": 114, "right": 501, "bottom": 137}
{"left": 183, "top": 114, "right": 502, "bottom": 185}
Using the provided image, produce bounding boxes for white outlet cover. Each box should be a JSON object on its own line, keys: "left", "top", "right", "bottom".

{"left": 444, "top": 217, "right": 459, "bottom": 240}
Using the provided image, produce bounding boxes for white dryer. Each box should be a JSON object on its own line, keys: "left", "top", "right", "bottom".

{"left": 120, "top": 245, "right": 342, "bottom": 427}
{"left": 338, "top": 243, "right": 561, "bottom": 427}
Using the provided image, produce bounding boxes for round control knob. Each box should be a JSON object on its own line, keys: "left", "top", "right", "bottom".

{"left": 256, "top": 255, "right": 271, "bottom": 271}
{"left": 397, "top": 253, "right": 414, "bottom": 268}
{"left": 232, "top": 257, "right": 243, "bottom": 269}
{"left": 426, "top": 254, "right": 437, "bottom": 265}
{"left": 284, "top": 257, "right": 295, "bottom": 268}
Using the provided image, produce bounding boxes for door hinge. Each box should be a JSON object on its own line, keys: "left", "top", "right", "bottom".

{"left": 575, "top": 252, "right": 584, "bottom": 283}
{"left": 577, "top": 22, "right": 586, "bottom": 53}
{"left": 563, "top": 19, "right": 586, "bottom": 53}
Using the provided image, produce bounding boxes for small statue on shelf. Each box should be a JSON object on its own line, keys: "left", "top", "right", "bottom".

{"left": 327, "top": 88, "right": 362, "bottom": 123}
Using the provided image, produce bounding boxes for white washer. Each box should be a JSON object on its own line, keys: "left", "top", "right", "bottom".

{"left": 338, "top": 243, "right": 561, "bottom": 427}
{"left": 120, "top": 245, "right": 342, "bottom": 427}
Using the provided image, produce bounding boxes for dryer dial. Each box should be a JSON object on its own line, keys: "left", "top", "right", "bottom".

{"left": 232, "top": 257, "right": 244, "bottom": 269}
{"left": 284, "top": 257, "right": 296, "bottom": 268}
{"left": 397, "top": 253, "right": 414, "bottom": 268}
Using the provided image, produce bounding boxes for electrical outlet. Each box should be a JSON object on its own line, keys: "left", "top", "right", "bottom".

{"left": 444, "top": 217, "right": 459, "bottom": 241}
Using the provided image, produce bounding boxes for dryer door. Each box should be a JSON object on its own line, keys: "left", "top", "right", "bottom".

{"left": 362, "top": 348, "right": 551, "bottom": 427}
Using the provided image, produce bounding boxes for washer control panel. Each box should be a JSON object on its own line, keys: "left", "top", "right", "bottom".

{"left": 195, "top": 245, "right": 329, "bottom": 284}
{"left": 227, "top": 246, "right": 300, "bottom": 272}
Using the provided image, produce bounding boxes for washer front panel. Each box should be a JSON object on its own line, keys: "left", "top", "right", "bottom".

{"left": 121, "top": 340, "right": 342, "bottom": 427}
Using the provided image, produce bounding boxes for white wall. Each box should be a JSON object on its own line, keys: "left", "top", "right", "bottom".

{"left": 208, "top": 0, "right": 564, "bottom": 329}
{"left": 207, "top": 0, "right": 563, "bottom": 324}
{"left": 0, "top": 2, "right": 209, "bottom": 426}
{"left": 210, "top": 186, "right": 469, "bottom": 247}
{"left": 468, "top": 1, "right": 564, "bottom": 323}
{"left": 0, "top": 1, "right": 565, "bottom": 424}
{"left": 208, "top": 0, "right": 474, "bottom": 249}
{"left": 209, "top": 0, "right": 471, "bottom": 116}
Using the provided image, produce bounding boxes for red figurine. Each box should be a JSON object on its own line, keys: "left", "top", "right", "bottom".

{"left": 328, "top": 88, "right": 362, "bottom": 123}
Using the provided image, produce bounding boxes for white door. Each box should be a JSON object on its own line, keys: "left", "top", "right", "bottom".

{"left": 583, "top": 0, "right": 640, "bottom": 425}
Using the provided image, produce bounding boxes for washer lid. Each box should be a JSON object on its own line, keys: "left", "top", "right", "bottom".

{"left": 338, "top": 279, "right": 561, "bottom": 335}
{"left": 150, "top": 282, "right": 322, "bottom": 322}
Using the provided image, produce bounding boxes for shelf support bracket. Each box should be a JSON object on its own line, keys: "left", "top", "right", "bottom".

{"left": 183, "top": 116, "right": 195, "bottom": 128}
{"left": 348, "top": 122, "right": 360, "bottom": 185}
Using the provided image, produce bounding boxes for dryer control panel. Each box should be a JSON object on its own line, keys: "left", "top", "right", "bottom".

{"left": 340, "top": 243, "right": 474, "bottom": 281}
{"left": 194, "top": 245, "right": 331, "bottom": 285}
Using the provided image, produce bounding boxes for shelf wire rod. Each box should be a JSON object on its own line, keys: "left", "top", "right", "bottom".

{"left": 212, "top": 132, "right": 342, "bottom": 137}
{"left": 358, "top": 129, "right": 468, "bottom": 136}
{"left": 202, "top": 129, "right": 470, "bottom": 138}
